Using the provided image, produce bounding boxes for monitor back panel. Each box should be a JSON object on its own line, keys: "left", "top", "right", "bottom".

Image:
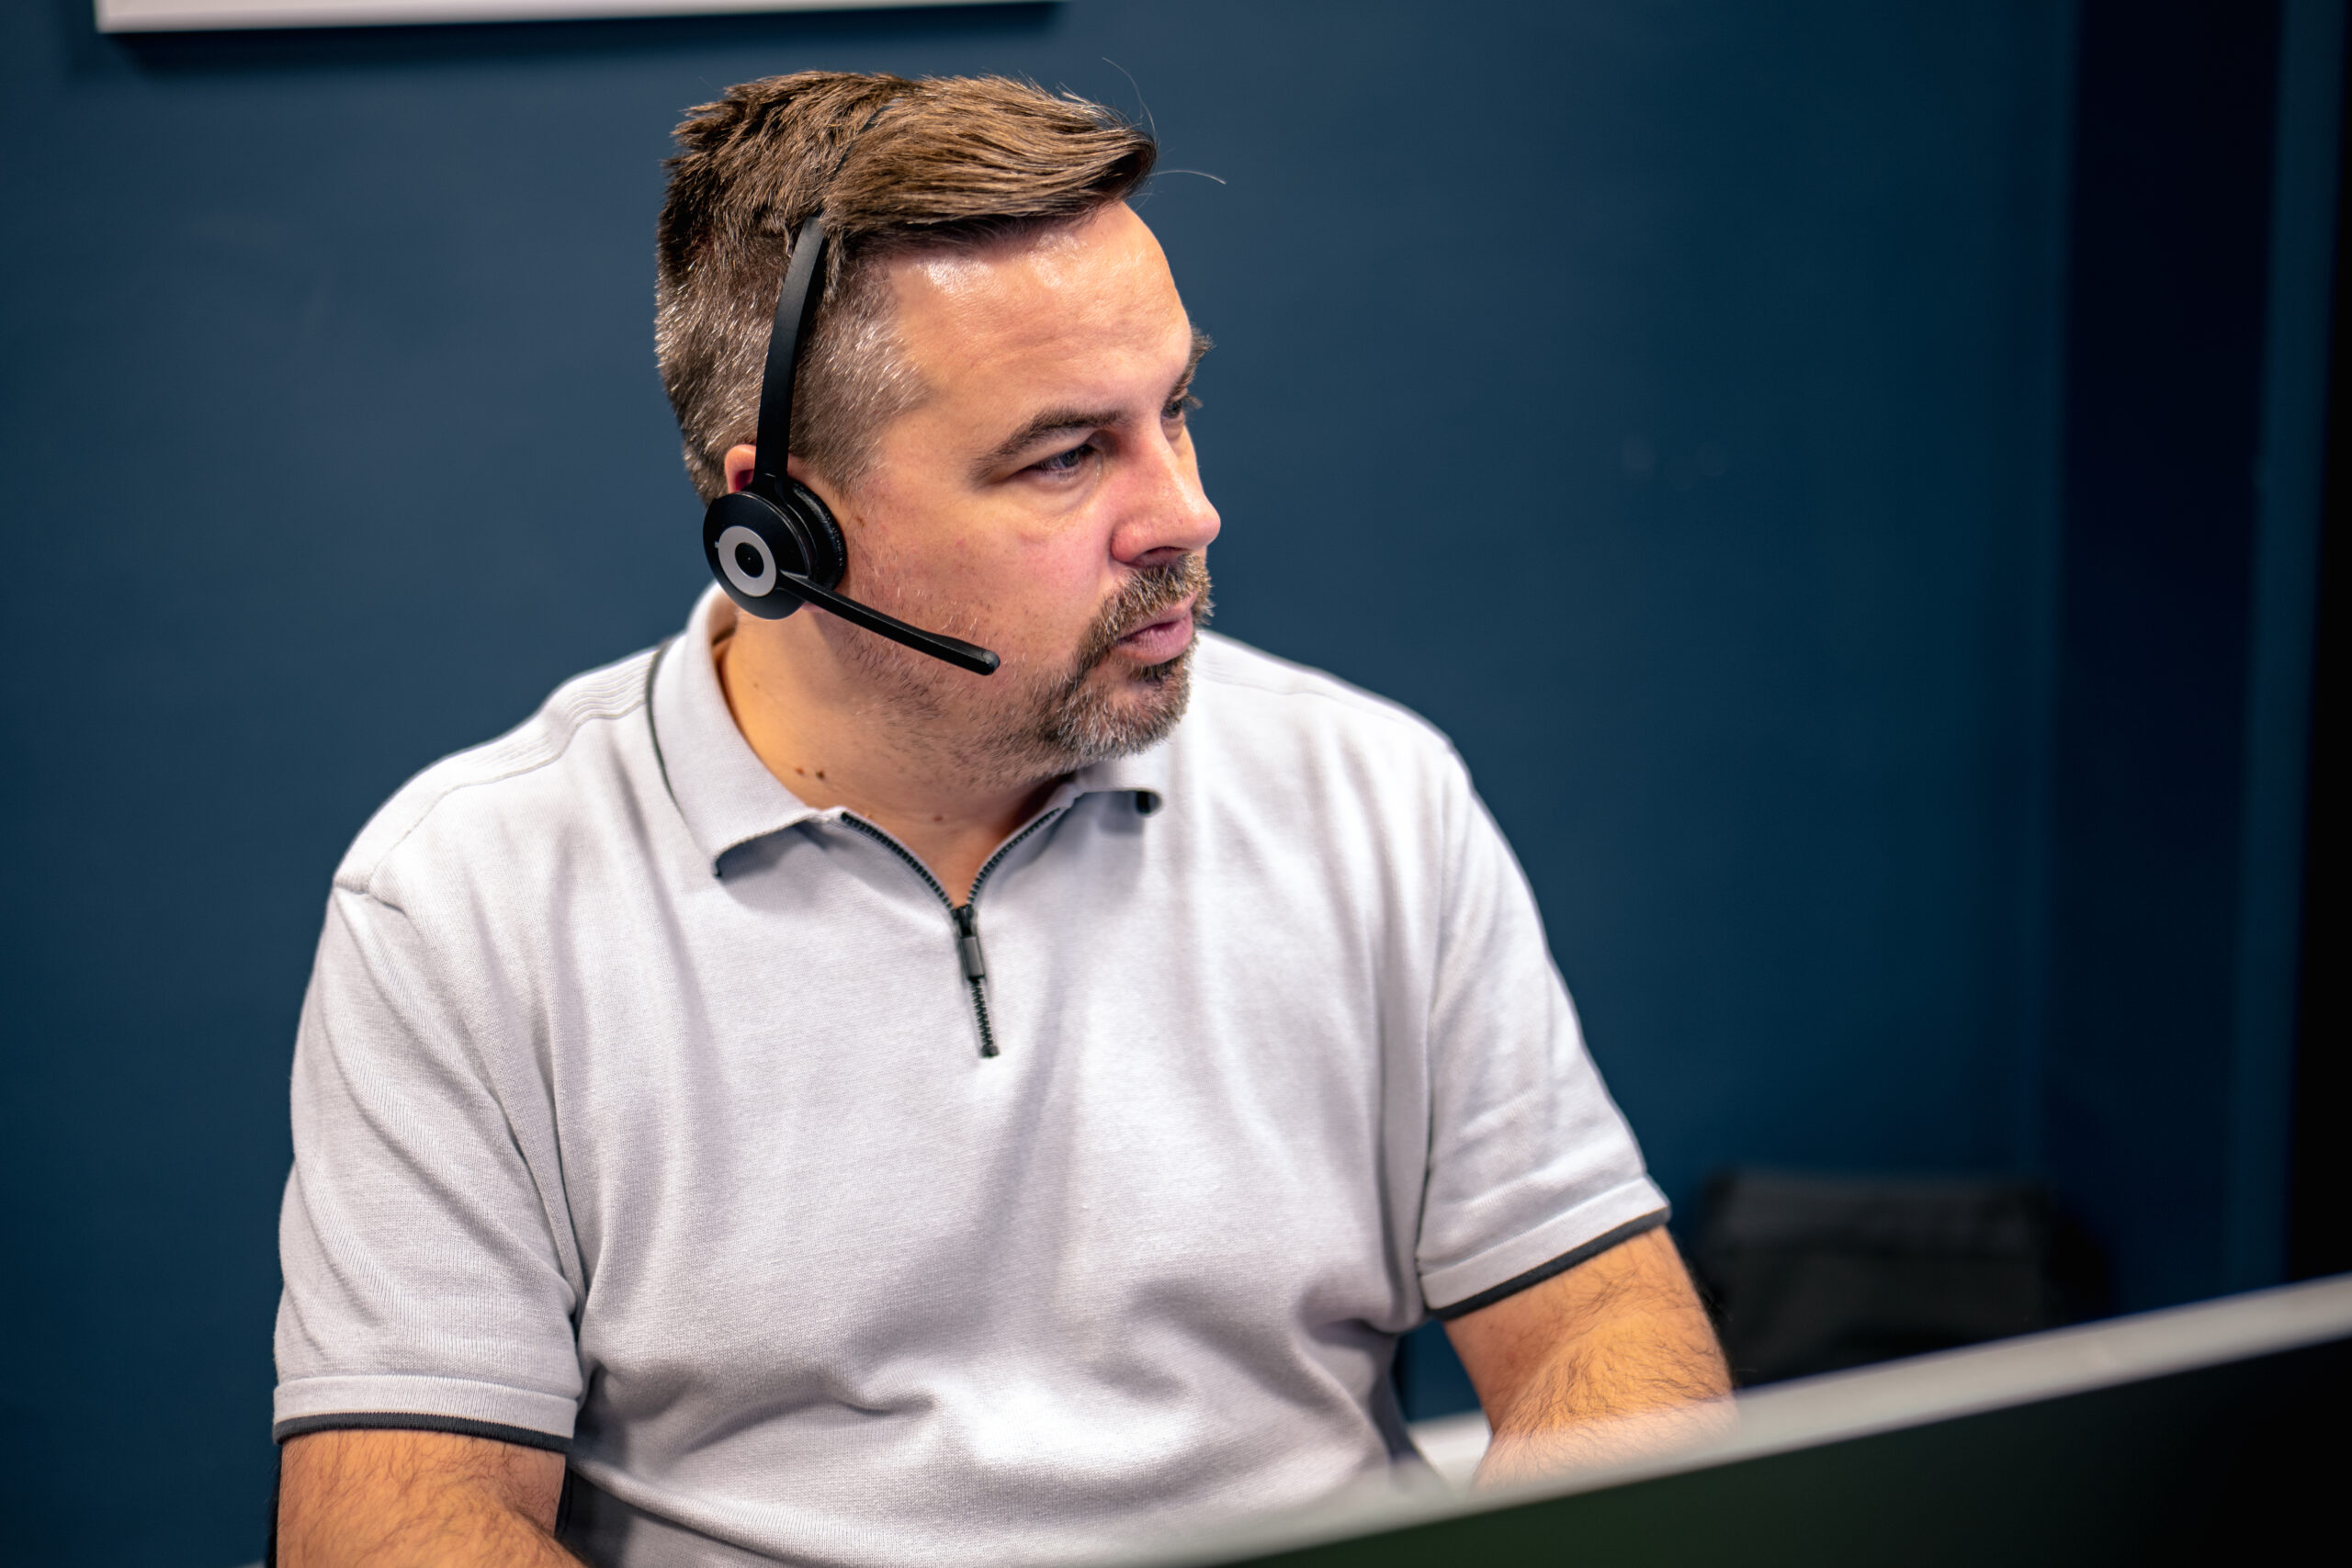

{"left": 1224, "top": 1336, "right": 2350, "bottom": 1568}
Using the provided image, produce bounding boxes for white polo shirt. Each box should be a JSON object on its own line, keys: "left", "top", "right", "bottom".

{"left": 273, "top": 588, "right": 1666, "bottom": 1567}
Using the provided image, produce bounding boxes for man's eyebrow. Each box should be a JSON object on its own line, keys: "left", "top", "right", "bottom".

{"left": 974, "top": 326, "right": 1217, "bottom": 479}
{"left": 1179, "top": 326, "right": 1214, "bottom": 389}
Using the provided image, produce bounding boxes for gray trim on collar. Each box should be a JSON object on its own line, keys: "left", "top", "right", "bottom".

{"left": 649, "top": 588, "right": 1172, "bottom": 875}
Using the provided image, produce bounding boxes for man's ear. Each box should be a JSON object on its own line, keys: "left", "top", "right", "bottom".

{"left": 722, "top": 446, "right": 830, "bottom": 500}
{"left": 722, "top": 444, "right": 759, "bottom": 495}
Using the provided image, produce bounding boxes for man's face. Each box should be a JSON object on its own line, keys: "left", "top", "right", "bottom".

{"left": 780, "top": 203, "right": 1220, "bottom": 779}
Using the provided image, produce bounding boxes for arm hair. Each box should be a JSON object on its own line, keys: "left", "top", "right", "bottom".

{"left": 1443, "top": 1226, "right": 1734, "bottom": 1486}
{"left": 276, "top": 1428, "right": 575, "bottom": 1568}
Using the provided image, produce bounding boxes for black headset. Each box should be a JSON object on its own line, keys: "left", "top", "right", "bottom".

{"left": 699, "top": 175, "right": 1001, "bottom": 676}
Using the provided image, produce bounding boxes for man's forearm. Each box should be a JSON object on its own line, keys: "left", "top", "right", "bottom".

{"left": 277, "top": 1429, "right": 579, "bottom": 1568}
{"left": 1473, "top": 1302, "right": 1732, "bottom": 1483}
{"left": 1445, "top": 1227, "right": 1733, "bottom": 1486}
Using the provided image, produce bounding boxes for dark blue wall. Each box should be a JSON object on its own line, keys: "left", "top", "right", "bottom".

{"left": 4, "top": 1, "right": 2312, "bottom": 1562}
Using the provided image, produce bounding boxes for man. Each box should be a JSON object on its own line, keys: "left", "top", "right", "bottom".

{"left": 272, "top": 72, "right": 1728, "bottom": 1568}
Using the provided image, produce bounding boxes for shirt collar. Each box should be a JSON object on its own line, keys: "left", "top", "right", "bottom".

{"left": 649, "top": 586, "right": 1172, "bottom": 873}
{"left": 649, "top": 587, "right": 824, "bottom": 871}
{"left": 1063, "top": 744, "right": 1170, "bottom": 817}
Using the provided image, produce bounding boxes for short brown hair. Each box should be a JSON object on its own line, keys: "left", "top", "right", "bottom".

{"left": 656, "top": 72, "right": 1158, "bottom": 502}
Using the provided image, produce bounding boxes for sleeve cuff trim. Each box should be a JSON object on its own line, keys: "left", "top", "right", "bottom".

{"left": 272, "top": 1412, "right": 571, "bottom": 1454}
{"left": 1429, "top": 1207, "right": 1670, "bottom": 1320}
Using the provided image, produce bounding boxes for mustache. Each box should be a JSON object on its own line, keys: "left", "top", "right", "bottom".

{"left": 1070, "top": 554, "right": 1215, "bottom": 674}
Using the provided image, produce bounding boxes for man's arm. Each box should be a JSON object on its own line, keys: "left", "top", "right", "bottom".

{"left": 277, "top": 1429, "right": 576, "bottom": 1568}
{"left": 1443, "top": 1226, "right": 1733, "bottom": 1487}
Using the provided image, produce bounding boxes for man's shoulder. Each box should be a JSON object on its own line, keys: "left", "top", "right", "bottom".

{"left": 334, "top": 644, "right": 660, "bottom": 900}
{"left": 1187, "top": 631, "right": 1457, "bottom": 763}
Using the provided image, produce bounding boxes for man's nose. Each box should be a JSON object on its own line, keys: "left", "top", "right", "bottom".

{"left": 1113, "top": 428, "right": 1221, "bottom": 564}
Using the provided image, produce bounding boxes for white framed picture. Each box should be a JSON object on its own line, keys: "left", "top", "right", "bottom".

{"left": 96, "top": 0, "right": 1000, "bottom": 31}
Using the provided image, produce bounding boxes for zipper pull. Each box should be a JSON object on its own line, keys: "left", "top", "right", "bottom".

{"left": 952, "top": 904, "right": 998, "bottom": 1059}
{"left": 953, "top": 904, "right": 987, "bottom": 982}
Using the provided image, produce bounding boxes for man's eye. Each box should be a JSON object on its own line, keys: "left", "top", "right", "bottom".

{"left": 1165, "top": 392, "right": 1200, "bottom": 422}
{"left": 1032, "top": 441, "right": 1096, "bottom": 474}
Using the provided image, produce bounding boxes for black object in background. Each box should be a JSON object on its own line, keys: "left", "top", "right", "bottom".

{"left": 1694, "top": 1168, "right": 2104, "bottom": 1384}
{"left": 2043, "top": 0, "right": 2293, "bottom": 1316}
{"left": 2290, "top": 6, "right": 2352, "bottom": 1287}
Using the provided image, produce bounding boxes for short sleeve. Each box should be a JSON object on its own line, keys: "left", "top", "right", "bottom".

{"left": 272, "top": 887, "right": 583, "bottom": 1447}
{"left": 1414, "top": 761, "right": 1668, "bottom": 1316}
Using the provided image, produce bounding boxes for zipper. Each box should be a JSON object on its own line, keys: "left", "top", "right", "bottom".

{"left": 839, "top": 808, "right": 1066, "bottom": 1058}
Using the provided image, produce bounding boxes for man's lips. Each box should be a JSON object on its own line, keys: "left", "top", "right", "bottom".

{"left": 1113, "top": 597, "right": 1198, "bottom": 662}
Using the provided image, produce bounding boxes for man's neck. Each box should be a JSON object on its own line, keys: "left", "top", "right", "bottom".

{"left": 713, "top": 615, "right": 1058, "bottom": 905}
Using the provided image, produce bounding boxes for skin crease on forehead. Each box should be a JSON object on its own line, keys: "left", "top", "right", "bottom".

{"left": 717, "top": 201, "right": 1222, "bottom": 901}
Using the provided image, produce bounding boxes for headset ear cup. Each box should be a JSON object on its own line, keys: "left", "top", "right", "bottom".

{"left": 702, "top": 490, "right": 812, "bottom": 620}
{"left": 784, "top": 481, "right": 847, "bottom": 590}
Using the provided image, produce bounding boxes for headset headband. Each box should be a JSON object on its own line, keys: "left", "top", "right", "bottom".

{"left": 747, "top": 97, "right": 901, "bottom": 502}
{"left": 748, "top": 214, "right": 830, "bottom": 501}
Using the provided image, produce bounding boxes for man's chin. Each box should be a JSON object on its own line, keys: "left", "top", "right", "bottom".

{"left": 1044, "top": 644, "right": 1197, "bottom": 764}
